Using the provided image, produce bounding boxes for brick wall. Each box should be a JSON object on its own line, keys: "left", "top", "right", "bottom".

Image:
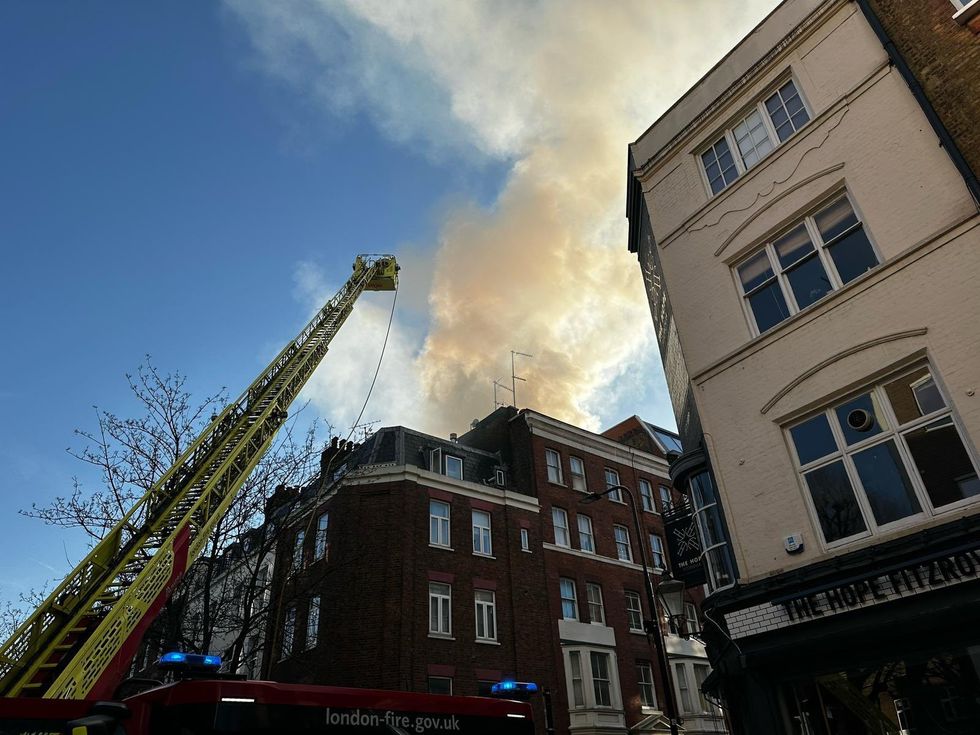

{"left": 868, "top": 0, "right": 980, "bottom": 179}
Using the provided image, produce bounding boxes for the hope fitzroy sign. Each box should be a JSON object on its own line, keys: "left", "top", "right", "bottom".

{"left": 777, "top": 547, "right": 980, "bottom": 623}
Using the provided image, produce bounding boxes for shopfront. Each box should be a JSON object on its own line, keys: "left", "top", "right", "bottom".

{"left": 702, "top": 520, "right": 980, "bottom": 734}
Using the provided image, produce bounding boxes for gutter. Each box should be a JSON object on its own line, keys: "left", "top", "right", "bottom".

{"left": 853, "top": 0, "right": 980, "bottom": 209}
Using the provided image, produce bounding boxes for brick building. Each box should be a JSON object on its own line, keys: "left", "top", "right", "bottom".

{"left": 626, "top": 0, "right": 980, "bottom": 732}
{"left": 264, "top": 408, "right": 725, "bottom": 735}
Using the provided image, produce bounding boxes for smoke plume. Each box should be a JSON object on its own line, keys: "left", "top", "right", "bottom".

{"left": 227, "top": 0, "right": 779, "bottom": 436}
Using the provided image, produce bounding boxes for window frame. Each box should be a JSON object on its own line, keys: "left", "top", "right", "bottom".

{"left": 281, "top": 606, "right": 296, "bottom": 660}
{"left": 291, "top": 531, "right": 305, "bottom": 573}
{"left": 445, "top": 454, "right": 463, "bottom": 480}
{"left": 788, "top": 364, "right": 980, "bottom": 550}
{"left": 545, "top": 448, "right": 564, "bottom": 484}
{"left": 698, "top": 75, "right": 812, "bottom": 197}
{"left": 613, "top": 524, "right": 633, "bottom": 562}
{"left": 685, "top": 602, "right": 701, "bottom": 637}
{"left": 659, "top": 485, "right": 673, "bottom": 513}
{"left": 569, "top": 455, "right": 587, "bottom": 492}
{"left": 590, "top": 651, "right": 614, "bottom": 708}
{"left": 577, "top": 514, "right": 595, "bottom": 553}
{"left": 637, "top": 661, "right": 657, "bottom": 709}
{"left": 520, "top": 527, "right": 531, "bottom": 552}
{"left": 474, "top": 589, "right": 497, "bottom": 642}
{"left": 472, "top": 509, "right": 493, "bottom": 556}
{"left": 306, "top": 596, "right": 320, "bottom": 649}
{"left": 604, "top": 469, "right": 623, "bottom": 502}
{"left": 625, "top": 591, "right": 644, "bottom": 633}
{"left": 690, "top": 471, "right": 736, "bottom": 593}
{"left": 429, "top": 499, "right": 451, "bottom": 548}
{"left": 428, "top": 581, "right": 452, "bottom": 637}
{"left": 639, "top": 479, "right": 655, "bottom": 513}
{"left": 734, "top": 191, "right": 880, "bottom": 337}
{"left": 314, "top": 512, "right": 329, "bottom": 561}
{"left": 585, "top": 582, "right": 605, "bottom": 625}
{"left": 559, "top": 577, "right": 579, "bottom": 621}
{"left": 427, "top": 677, "right": 453, "bottom": 696}
{"left": 552, "top": 507, "right": 571, "bottom": 548}
{"left": 649, "top": 533, "right": 667, "bottom": 572}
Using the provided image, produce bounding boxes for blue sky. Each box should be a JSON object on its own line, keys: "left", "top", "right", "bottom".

{"left": 0, "top": 1, "right": 777, "bottom": 605}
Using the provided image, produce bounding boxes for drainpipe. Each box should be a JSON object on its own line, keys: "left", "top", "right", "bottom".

{"left": 853, "top": 0, "right": 980, "bottom": 209}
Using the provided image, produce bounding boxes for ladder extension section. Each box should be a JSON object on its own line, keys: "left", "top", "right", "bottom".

{"left": 0, "top": 255, "right": 397, "bottom": 699}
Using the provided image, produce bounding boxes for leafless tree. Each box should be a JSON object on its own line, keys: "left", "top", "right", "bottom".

{"left": 13, "top": 357, "right": 326, "bottom": 676}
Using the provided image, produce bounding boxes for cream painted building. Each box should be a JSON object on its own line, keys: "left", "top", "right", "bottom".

{"left": 627, "top": 0, "right": 980, "bottom": 732}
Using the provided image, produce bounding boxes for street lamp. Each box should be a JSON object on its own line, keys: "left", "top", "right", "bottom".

{"left": 580, "top": 484, "right": 682, "bottom": 735}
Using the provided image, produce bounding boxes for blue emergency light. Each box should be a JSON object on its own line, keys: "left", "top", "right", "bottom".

{"left": 158, "top": 651, "right": 222, "bottom": 670}
{"left": 490, "top": 680, "right": 539, "bottom": 698}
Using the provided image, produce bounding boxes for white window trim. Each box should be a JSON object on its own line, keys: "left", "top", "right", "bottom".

{"left": 429, "top": 499, "right": 451, "bottom": 548}
{"left": 577, "top": 514, "right": 595, "bottom": 554}
{"left": 545, "top": 448, "right": 564, "bottom": 485}
{"left": 569, "top": 455, "right": 588, "bottom": 493}
{"left": 585, "top": 582, "right": 605, "bottom": 625}
{"left": 639, "top": 479, "right": 657, "bottom": 514}
{"left": 789, "top": 363, "right": 980, "bottom": 551}
{"left": 474, "top": 590, "right": 497, "bottom": 642}
{"left": 734, "top": 190, "right": 881, "bottom": 338}
{"left": 613, "top": 524, "right": 633, "bottom": 563}
{"left": 604, "top": 469, "right": 624, "bottom": 503}
{"left": 314, "top": 512, "right": 329, "bottom": 561}
{"left": 637, "top": 661, "right": 658, "bottom": 710}
{"left": 650, "top": 533, "right": 667, "bottom": 572}
{"left": 428, "top": 582, "right": 452, "bottom": 637}
{"left": 472, "top": 509, "right": 493, "bottom": 556}
{"left": 625, "top": 591, "right": 644, "bottom": 634}
{"left": 560, "top": 577, "right": 579, "bottom": 621}
{"left": 698, "top": 74, "right": 812, "bottom": 197}
{"left": 520, "top": 527, "right": 531, "bottom": 552}
{"left": 563, "top": 647, "right": 623, "bottom": 711}
{"left": 553, "top": 507, "right": 571, "bottom": 548}
{"left": 690, "top": 473, "right": 736, "bottom": 593}
{"left": 445, "top": 454, "right": 463, "bottom": 480}
{"left": 952, "top": 0, "right": 980, "bottom": 24}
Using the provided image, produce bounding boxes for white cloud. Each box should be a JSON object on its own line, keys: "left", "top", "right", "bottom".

{"left": 228, "top": 0, "right": 780, "bottom": 437}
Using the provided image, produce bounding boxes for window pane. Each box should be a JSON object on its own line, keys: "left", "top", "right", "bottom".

{"left": 747, "top": 280, "right": 791, "bottom": 333}
{"left": 702, "top": 138, "right": 739, "bottom": 194}
{"left": 696, "top": 506, "right": 726, "bottom": 549}
{"left": 804, "top": 460, "right": 867, "bottom": 542}
{"left": 827, "top": 225, "right": 878, "bottom": 284}
{"left": 815, "top": 196, "right": 859, "bottom": 243}
{"left": 905, "top": 417, "right": 980, "bottom": 508}
{"left": 706, "top": 546, "right": 736, "bottom": 589}
{"left": 765, "top": 80, "right": 810, "bottom": 142}
{"left": 569, "top": 652, "right": 585, "bottom": 707}
{"left": 737, "top": 250, "right": 775, "bottom": 292}
{"left": 734, "top": 110, "right": 773, "bottom": 169}
{"left": 852, "top": 440, "right": 922, "bottom": 525}
{"left": 773, "top": 223, "right": 815, "bottom": 269}
{"left": 445, "top": 456, "right": 463, "bottom": 480}
{"left": 884, "top": 368, "right": 947, "bottom": 425}
{"left": 784, "top": 252, "right": 832, "bottom": 309}
{"left": 790, "top": 414, "right": 838, "bottom": 465}
{"left": 590, "top": 652, "right": 612, "bottom": 707}
{"left": 835, "top": 393, "right": 886, "bottom": 445}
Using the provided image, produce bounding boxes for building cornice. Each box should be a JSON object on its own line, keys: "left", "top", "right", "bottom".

{"left": 522, "top": 412, "right": 669, "bottom": 476}
{"left": 341, "top": 463, "right": 541, "bottom": 513}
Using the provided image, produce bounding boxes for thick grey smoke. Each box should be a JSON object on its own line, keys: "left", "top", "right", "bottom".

{"left": 228, "top": 0, "right": 779, "bottom": 436}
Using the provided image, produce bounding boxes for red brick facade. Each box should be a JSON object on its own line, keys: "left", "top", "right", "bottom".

{"left": 265, "top": 411, "right": 716, "bottom": 735}
{"left": 867, "top": 0, "right": 980, "bottom": 177}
